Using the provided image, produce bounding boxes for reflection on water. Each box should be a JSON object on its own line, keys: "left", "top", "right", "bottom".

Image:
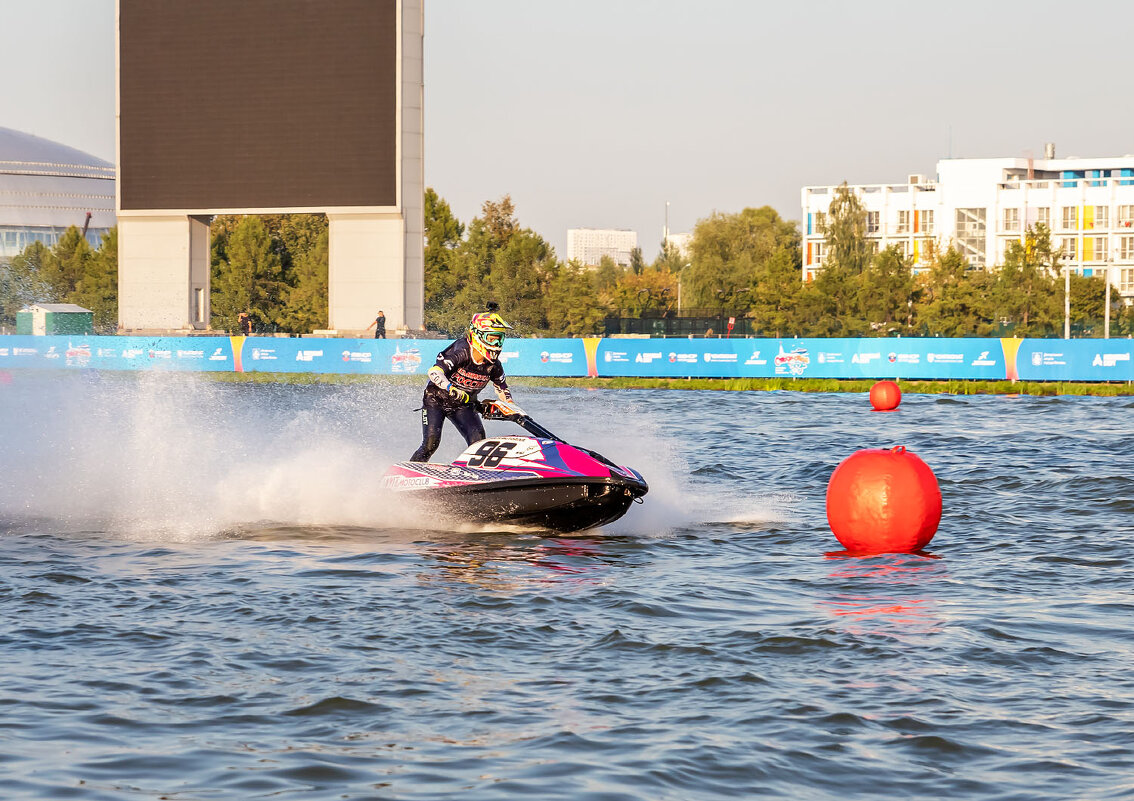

{"left": 819, "top": 552, "right": 947, "bottom": 637}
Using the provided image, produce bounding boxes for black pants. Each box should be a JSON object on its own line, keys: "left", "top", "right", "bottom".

{"left": 410, "top": 394, "right": 485, "bottom": 462}
{"left": 374, "top": 329, "right": 386, "bottom": 339}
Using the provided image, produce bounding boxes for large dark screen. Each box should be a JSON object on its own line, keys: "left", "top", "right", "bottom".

{"left": 120, "top": 0, "right": 397, "bottom": 210}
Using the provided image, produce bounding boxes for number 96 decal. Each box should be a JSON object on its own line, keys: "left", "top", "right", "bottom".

{"left": 466, "top": 440, "right": 517, "bottom": 467}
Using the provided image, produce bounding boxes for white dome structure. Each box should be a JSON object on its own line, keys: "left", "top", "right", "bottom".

{"left": 0, "top": 127, "right": 115, "bottom": 260}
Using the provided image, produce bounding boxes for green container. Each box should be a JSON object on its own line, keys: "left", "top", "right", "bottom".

{"left": 17, "top": 304, "right": 95, "bottom": 335}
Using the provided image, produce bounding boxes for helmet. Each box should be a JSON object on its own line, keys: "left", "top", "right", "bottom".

{"left": 468, "top": 311, "right": 512, "bottom": 361}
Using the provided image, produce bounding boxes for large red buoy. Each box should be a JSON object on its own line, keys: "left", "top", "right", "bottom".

{"left": 826, "top": 446, "right": 941, "bottom": 554}
{"left": 869, "top": 380, "right": 901, "bottom": 411}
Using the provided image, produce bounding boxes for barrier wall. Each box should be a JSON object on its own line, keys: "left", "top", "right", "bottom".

{"left": 0, "top": 335, "right": 1130, "bottom": 382}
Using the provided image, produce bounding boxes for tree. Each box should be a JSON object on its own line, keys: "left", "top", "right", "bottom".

{"left": 0, "top": 241, "right": 53, "bottom": 327}
{"left": 211, "top": 216, "right": 286, "bottom": 333}
{"left": 423, "top": 188, "right": 465, "bottom": 308}
{"left": 38, "top": 226, "right": 93, "bottom": 299}
{"left": 279, "top": 227, "right": 329, "bottom": 333}
{"left": 917, "top": 245, "right": 995, "bottom": 336}
{"left": 545, "top": 262, "right": 608, "bottom": 336}
{"left": 748, "top": 247, "right": 805, "bottom": 337}
{"left": 994, "top": 224, "right": 1060, "bottom": 336}
{"left": 862, "top": 245, "right": 917, "bottom": 334}
{"left": 683, "top": 206, "right": 798, "bottom": 309}
{"left": 824, "top": 183, "right": 871, "bottom": 275}
{"left": 70, "top": 228, "right": 119, "bottom": 332}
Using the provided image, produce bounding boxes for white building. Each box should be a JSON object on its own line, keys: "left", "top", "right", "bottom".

{"left": 801, "top": 147, "right": 1134, "bottom": 299}
{"left": 567, "top": 227, "right": 638, "bottom": 267}
{"left": 664, "top": 232, "right": 693, "bottom": 259}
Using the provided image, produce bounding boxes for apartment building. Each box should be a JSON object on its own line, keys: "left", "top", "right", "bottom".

{"left": 567, "top": 228, "right": 638, "bottom": 267}
{"left": 801, "top": 148, "right": 1134, "bottom": 299}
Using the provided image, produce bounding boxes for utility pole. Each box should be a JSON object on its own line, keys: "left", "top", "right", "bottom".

{"left": 1105, "top": 247, "right": 1113, "bottom": 339}
{"left": 1064, "top": 264, "right": 1071, "bottom": 339}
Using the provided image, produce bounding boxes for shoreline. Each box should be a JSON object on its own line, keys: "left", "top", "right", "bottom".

{"left": 201, "top": 372, "right": 1134, "bottom": 396}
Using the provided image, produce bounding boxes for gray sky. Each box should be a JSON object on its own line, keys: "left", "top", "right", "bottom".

{"left": 7, "top": 0, "right": 1133, "bottom": 258}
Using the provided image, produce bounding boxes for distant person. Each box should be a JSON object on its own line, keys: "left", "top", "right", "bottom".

{"left": 409, "top": 311, "right": 521, "bottom": 462}
{"left": 237, "top": 312, "right": 252, "bottom": 336}
{"left": 704, "top": 327, "right": 714, "bottom": 338}
{"left": 366, "top": 310, "right": 387, "bottom": 339}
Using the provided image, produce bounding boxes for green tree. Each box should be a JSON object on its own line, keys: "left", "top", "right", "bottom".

{"left": 211, "top": 216, "right": 286, "bottom": 333}
{"left": 824, "top": 183, "right": 871, "bottom": 275}
{"left": 39, "top": 226, "right": 93, "bottom": 299}
{"left": 748, "top": 247, "right": 805, "bottom": 337}
{"left": 994, "top": 224, "right": 1061, "bottom": 336}
{"left": 545, "top": 261, "right": 607, "bottom": 336}
{"left": 279, "top": 227, "right": 329, "bottom": 333}
{"left": 0, "top": 241, "right": 54, "bottom": 327}
{"left": 917, "top": 245, "right": 996, "bottom": 336}
{"left": 861, "top": 245, "right": 917, "bottom": 334}
{"left": 70, "top": 228, "right": 118, "bottom": 332}
{"left": 423, "top": 188, "right": 465, "bottom": 309}
{"left": 683, "top": 206, "right": 798, "bottom": 309}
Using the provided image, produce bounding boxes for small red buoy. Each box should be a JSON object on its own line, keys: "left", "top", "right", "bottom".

{"left": 869, "top": 380, "right": 901, "bottom": 411}
{"left": 826, "top": 446, "right": 941, "bottom": 554}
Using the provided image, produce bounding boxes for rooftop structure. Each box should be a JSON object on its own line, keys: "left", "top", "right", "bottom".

{"left": 0, "top": 127, "right": 116, "bottom": 260}
{"left": 802, "top": 147, "right": 1134, "bottom": 299}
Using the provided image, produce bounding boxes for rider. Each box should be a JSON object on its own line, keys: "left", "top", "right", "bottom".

{"left": 409, "top": 309, "right": 521, "bottom": 462}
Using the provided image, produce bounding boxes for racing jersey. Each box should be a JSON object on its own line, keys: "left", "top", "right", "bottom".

{"left": 424, "top": 337, "right": 511, "bottom": 408}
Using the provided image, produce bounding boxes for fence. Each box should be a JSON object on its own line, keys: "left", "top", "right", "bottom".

{"left": 0, "top": 334, "right": 1130, "bottom": 382}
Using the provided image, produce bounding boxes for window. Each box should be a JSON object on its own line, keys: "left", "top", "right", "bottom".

{"left": 1118, "top": 205, "right": 1134, "bottom": 228}
{"left": 1061, "top": 237, "right": 1078, "bottom": 260}
{"left": 892, "top": 240, "right": 908, "bottom": 257}
{"left": 1122, "top": 267, "right": 1134, "bottom": 292}
{"left": 1001, "top": 208, "right": 1019, "bottom": 232}
{"left": 1119, "top": 235, "right": 1134, "bottom": 259}
{"left": 813, "top": 242, "right": 824, "bottom": 265}
{"left": 867, "top": 211, "right": 880, "bottom": 234}
{"left": 1061, "top": 207, "right": 1079, "bottom": 230}
{"left": 896, "top": 210, "right": 910, "bottom": 234}
{"left": 1094, "top": 206, "right": 1109, "bottom": 229}
{"left": 1034, "top": 207, "right": 1050, "bottom": 227}
{"left": 917, "top": 209, "right": 935, "bottom": 234}
{"left": 1086, "top": 236, "right": 1107, "bottom": 261}
{"left": 195, "top": 288, "right": 205, "bottom": 323}
{"left": 813, "top": 211, "right": 826, "bottom": 234}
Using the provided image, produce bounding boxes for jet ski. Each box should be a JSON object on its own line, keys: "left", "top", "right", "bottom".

{"left": 382, "top": 399, "right": 648, "bottom": 532}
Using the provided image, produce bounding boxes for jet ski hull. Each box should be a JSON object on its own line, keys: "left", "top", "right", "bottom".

{"left": 416, "top": 474, "right": 647, "bottom": 532}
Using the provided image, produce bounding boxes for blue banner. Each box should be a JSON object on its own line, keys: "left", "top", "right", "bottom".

{"left": 1016, "top": 340, "right": 1134, "bottom": 382}
{"left": 0, "top": 334, "right": 1128, "bottom": 381}
{"left": 595, "top": 338, "right": 1008, "bottom": 380}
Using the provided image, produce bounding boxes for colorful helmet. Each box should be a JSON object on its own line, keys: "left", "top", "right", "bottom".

{"left": 468, "top": 311, "right": 512, "bottom": 360}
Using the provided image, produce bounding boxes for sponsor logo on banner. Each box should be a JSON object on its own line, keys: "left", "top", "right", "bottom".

{"left": 971, "top": 350, "right": 997, "bottom": 366}
{"left": 498, "top": 350, "right": 519, "bottom": 363}
{"left": 817, "top": 352, "right": 844, "bottom": 364}
{"left": 744, "top": 350, "right": 766, "bottom": 365}
{"left": 392, "top": 346, "right": 422, "bottom": 373}
{"left": 45, "top": 346, "right": 60, "bottom": 360}
{"left": 852, "top": 352, "right": 881, "bottom": 364}
{"left": 176, "top": 350, "right": 204, "bottom": 360}
{"left": 97, "top": 348, "right": 118, "bottom": 358}
{"left": 1092, "top": 352, "right": 1131, "bottom": 368}
{"left": 703, "top": 353, "right": 737, "bottom": 363}
{"left": 927, "top": 353, "right": 963, "bottom": 364}
{"left": 0, "top": 348, "right": 8, "bottom": 357}
{"left": 251, "top": 348, "right": 276, "bottom": 361}
{"left": 209, "top": 348, "right": 227, "bottom": 361}
{"left": 296, "top": 349, "right": 323, "bottom": 362}
{"left": 14, "top": 347, "right": 37, "bottom": 357}
{"left": 540, "top": 352, "right": 574, "bottom": 364}
{"left": 635, "top": 352, "right": 663, "bottom": 363}
{"left": 604, "top": 351, "right": 629, "bottom": 363}
{"left": 148, "top": 349, "right": 171, "bottom": 359}
{"left": 887, "top": 352, "right": 920, "bottom": 365}
{"left": 1031, "top": 352, "right": 1066, "bottom": 366}
{"left": 66, "top": 343, "right": 91, "bottom": 366}
{"left": 122, "top": 349, "right": 143, "bottom": 359}
{"left": 774, "top": 346, "right": 810, "bottom": 376}
{"left": 669, "top": 352, "right": 698, "bottom": 364}
{"left": 341, "top": 350, "right": 372, "bottom": 363}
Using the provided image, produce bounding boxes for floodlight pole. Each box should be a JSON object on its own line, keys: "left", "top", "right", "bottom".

{"left": 1105, "top": 249, "right": 1113, "bottom": 339}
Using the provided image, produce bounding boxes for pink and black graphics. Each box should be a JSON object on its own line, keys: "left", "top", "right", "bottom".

{"left": 382, "top": 435, "right": 648, "bottom": 533}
